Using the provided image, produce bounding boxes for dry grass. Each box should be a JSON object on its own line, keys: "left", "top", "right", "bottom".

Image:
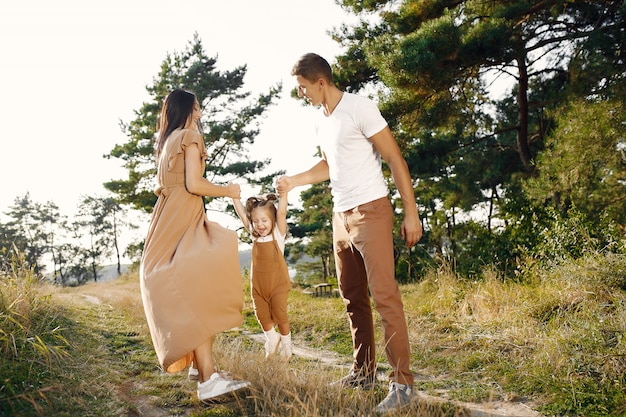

{"left": 395, "top": 258, "right": 626, "bottom": 415}
{"left": 2, "top": 252, "right": 626, "bottom": 416}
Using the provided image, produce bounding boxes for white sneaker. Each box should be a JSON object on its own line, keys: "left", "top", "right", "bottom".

{"left": 188, "top": 366, "right": 199, "bottom": 381}
{"left": 374, "top": 381, "right": 414, "bottom": 414}
{"left": 264, "top": 328, "right": 280, "bottom": 358}
{"left": 278, "top": 333, "right": 292, "bottom": 359}
{"left": 197, "top": 372, "right": 251, "bottom": 401}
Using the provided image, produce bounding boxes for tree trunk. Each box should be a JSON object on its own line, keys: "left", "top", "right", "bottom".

{"left": 113, "top": 214, "right": 121, "bottom": 276}
{"left": 516, "top": 51, "right": 533, "bottom": 173}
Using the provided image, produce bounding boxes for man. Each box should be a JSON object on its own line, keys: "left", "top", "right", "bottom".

{"left": 277, "top": 53, "right": 423, "bottom": 414}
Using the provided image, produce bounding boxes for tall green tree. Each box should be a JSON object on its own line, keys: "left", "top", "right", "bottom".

{"left": 524, "top": 99, "right": 626, "bottom": 230}
{"left": 0, "top": 222, "right": 13, "bottom": 271}
{"left": 288, "top": 180, "right": 335, "bottom": 283}
{"left": 2, "top": 194, "right": 55, "bottom": 275}
{"left": 76, "top": 195, "right": 135, "bottom": 278}
{"left": 72, "top": 195, "right": 129, "bottom": 282}
{"left": 105, "top": 33, "right": 282, "bottom": 214}
{"left": 74, "top": 197, "right": 109, "bottom": 282}
{"left": 39, "top": 201, "right": 71, "bottom": 282}
{"left": 330, "top": 0, "right": 625, "bottom": 275}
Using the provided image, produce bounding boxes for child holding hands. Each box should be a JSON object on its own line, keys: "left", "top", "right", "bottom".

{"left": 232, "top": 191, "right": 292, "bottom": 359}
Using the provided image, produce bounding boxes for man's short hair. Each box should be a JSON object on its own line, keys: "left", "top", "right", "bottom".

{"left": 291, "top": 53, "right": 333, "bottom": 83}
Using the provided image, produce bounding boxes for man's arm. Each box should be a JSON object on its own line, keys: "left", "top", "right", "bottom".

{"left": 370, "top": 126, "right": 423, "bottom": 247}
{"left": 276, "top": 159, "right": 330, "bottom": 193}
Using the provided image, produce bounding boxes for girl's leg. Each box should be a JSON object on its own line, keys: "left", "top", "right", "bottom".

{"left": 272, "top": 291, "right": 292, "bottom": 359}
{"left": 253, "top": 288, "right": 274, "bottom": 330}
{"left": 253, "top": 289, "right": 280, "bottom": 356}
{"left": 272, "top": 291, "right": 290, "bottom": 335}
{"left": 277, "top": 322, "right": 290, "bottom": 335}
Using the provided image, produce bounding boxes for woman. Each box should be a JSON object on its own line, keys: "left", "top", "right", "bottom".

{"left": 140, "top": 89, "right": 250, "bottom": 401}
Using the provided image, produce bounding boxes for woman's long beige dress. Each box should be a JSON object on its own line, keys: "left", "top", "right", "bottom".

{"left": 140, "top": 128, "right": 244, "bottom": 373}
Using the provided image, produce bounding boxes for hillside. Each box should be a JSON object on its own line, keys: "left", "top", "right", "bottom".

{"left": 3, "top": 251, "right": 626, "bottom": 416}
{"left": 103, "top": 279, "right": 545, "bottom": 415}
{"left": 56, "top": 250, "right": 250, "bottom": 285}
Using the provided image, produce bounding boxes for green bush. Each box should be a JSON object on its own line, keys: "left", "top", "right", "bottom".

{"left": 0, "top": 252, "right": 70, "bottom": 416}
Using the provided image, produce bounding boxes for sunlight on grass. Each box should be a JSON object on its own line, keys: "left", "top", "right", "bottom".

{"left": 0, "top": 252, "right": 71, "bottom": 416}
{"left": 2, "top": 251, "right": 626, "bottom": 415}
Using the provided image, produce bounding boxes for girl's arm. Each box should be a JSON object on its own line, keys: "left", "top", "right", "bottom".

{"left": 231, "top": 197, "right": 250, "bottom": 232}
{"left": 276, "top": 191, "right": 288, "bottom": 237}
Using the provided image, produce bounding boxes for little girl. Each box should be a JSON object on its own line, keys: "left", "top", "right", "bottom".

{"left": 232, "top": 192, "right": 292, "bottom": 359}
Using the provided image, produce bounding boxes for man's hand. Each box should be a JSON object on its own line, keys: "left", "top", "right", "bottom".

{"left": 401, "top": 215, "right": 423, "bottom": 247}
{"left": 276, "top": 175, "right": 293, "bottom": 195}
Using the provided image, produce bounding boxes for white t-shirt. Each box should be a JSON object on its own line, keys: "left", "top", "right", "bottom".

{"left": 251, "top": 224, "right": 286, "bottom": 253}
{"left": 315, "top": 92, "right": 389, "bottom": 212}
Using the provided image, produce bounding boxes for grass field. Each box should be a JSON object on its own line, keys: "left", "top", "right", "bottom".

{"left": 2, "top": 251, "right": 626, "bottom": 416}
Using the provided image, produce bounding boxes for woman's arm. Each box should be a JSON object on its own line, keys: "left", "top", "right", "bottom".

{"left": 184, "top": 143, "right": 240, "bottom": 199}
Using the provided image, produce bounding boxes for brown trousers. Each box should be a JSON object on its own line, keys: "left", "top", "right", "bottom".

{"left": 332, "top": 197, "right": 413, "bottom": 386}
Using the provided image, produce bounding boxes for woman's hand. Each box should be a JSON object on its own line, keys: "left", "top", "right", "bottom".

{"left": 224, "top": 182, "right": 241, "bottom": 200}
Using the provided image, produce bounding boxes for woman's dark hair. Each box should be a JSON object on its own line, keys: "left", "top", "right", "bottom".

{"left": 155, "top": 89, "right": 198, "bottom": 159}
{"left": 245, "top": 194, "right": 279, "bottom": 238}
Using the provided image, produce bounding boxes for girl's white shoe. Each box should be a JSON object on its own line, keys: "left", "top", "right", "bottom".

{"left": 264, "top": 328, "right": 280, "bottom": 357}
{"left": 278, "top": 332, "right": 292, "bottom": 359}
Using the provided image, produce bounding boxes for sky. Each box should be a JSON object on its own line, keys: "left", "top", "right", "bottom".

{"left": 0, "top": 0, "right": 356, "bottom": 254}
{"left": 0, "top": 0, "right": 349, "bottom": 214}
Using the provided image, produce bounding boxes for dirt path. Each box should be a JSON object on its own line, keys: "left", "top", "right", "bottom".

{"left": 71, "top": 283, "right": 543, "bottom": 417}
{"left": 245, "top": 332, "right": 541, "bottom": 417}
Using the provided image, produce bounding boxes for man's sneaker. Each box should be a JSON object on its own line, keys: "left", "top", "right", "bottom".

{"left": 188, "top": 366, "right": 199, "bottom": 381}
{"left": 197, "top": 372, "right": 251, "bottom": 401}
{"left": 374, "top": 381, "right": 414, "bottom": 414}
{"left": 330, "top": 369, "right": 376, "bottom": 389}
